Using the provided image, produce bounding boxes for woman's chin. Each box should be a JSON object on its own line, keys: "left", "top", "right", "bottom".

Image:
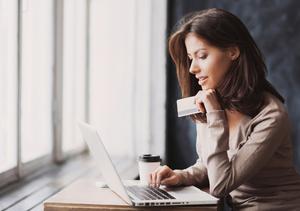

{"left": 201, "top": 85, "right": 210, "bottom": 90}
{"left": 199, "top": 80, "right": 214, "bottom": 90}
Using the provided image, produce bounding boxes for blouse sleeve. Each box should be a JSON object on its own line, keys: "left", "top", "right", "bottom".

{"left": 204, "top": 109, "right": 289, "bottom": 198}
{"left": 174, "top": 158, "right": 208, "bottom": 187}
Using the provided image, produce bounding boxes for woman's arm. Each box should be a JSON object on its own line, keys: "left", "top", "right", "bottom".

{"left": 150, "top": 124, "right": 209, "bottom": 188}
{"left": 204, "top": 109, "right": 289, "bottom": 198}
{"left": 174, "top": 158, "right": 208, "bottom": 187}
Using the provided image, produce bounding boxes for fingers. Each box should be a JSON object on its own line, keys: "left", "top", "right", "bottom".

{"left": 149, "top": 167, "right": 160, "bottom": 186}
{"left": 195, "top": 100, "right": 206, "bottom": 113}
{"left": 194, "top": 89, "right": 221, "bottom": 112}
{"left": 156, "top": 166, "right": 171, "bottom": 187}
{"left": 149, "top": 167, "right": 159, "bottom": 187}
{"left": 150, "top": 165, "right": 171, "bottom": 188}
{"left": 194, "top": 93, "right": 205, "bottom": 113}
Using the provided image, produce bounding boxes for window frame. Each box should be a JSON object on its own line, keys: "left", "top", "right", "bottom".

{"left": 53, "top": 0, "right": 90, "bottom": 162}
{"left": 0, "top": 0, "right": 19, "bottom": 187}
{"left": 0, "top": 0, "right": 90, "bottom": 188}
{"left": 0, "top": 168, "right": 18, "bottom": 188}
{"left": 0, "top": 0, "right": 167, "bottom": 189}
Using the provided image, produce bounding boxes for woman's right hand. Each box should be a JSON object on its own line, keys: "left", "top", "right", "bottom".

{"left": 149, "top": 165, "right": 181, "bottom": 188}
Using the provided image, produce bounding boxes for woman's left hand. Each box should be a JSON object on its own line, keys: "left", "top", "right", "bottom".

{"left": 195, "top": 89, "right": 222, "bottom": 113}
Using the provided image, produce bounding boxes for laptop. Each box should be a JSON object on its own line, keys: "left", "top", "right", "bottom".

{"left": 78, "top": 122, "right": 219, "bottom": 207}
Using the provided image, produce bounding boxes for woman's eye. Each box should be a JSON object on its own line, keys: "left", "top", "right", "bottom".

{"left": 199, "top": 55, "right": 207, "bottom": 59}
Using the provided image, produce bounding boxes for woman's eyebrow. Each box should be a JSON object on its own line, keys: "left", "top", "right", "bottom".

{"left": 187, "top": 48, "right": 207, "bottom": 56}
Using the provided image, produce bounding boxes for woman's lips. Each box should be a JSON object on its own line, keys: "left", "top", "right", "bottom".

{"left": 198, "top": 76, "right": 208, "bottom": 85}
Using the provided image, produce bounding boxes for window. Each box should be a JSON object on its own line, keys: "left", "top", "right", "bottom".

{"left": 0, "top": 0, "right": 167, "bottom": 189}
{"left": 0, "top": 0, "right": 18, "bottom": 174}
{"left": 89, "top": 0, "right": 136, "bottom": 158}
{"left": 62, "top": 0, "right": 87, "bottom": 153}
{"left": 89, "top": 0, "right": 167, "bottom": 160}
{"left": 20, "top": 0, "right": 54, "bottom": 163}
{"left": 0, "top": 0, "right": 89, "bottom": 187}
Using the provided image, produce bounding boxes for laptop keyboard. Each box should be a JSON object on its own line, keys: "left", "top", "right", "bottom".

{"left": 126, "top": 186, "right": 176, "bottom": 201}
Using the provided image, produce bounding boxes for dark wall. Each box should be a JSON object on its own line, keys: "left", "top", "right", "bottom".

{"left": 166, "top": 0, "right": 300, "bottom": 173}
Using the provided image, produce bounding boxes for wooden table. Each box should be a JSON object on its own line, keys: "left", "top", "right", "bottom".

{"left": 44, "top": 179, "right": 222, "bottom": 211}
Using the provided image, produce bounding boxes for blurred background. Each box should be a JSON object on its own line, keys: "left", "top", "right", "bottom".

{"left": 0, "top": 0, "right": 299, "bottom": 194}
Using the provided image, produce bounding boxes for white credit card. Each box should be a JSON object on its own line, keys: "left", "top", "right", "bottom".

{"left": 176, "top": 96, "right": 201, "bottom": 117}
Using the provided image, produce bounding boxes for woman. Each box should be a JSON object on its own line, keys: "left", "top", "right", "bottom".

{"left": 150, "top": 8, "right": 300, "bottom": 210}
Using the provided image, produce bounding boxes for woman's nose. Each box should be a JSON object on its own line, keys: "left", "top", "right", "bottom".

{"left": 189, "top": 59, "right": 200, "bottom": 74}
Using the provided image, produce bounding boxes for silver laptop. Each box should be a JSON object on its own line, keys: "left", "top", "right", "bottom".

{"left": 78, "top": 122, "right": 219, "bottom": 207}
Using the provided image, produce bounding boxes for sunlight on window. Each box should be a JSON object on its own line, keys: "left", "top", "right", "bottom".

{"left": 62, "top": 0, "right": 87, "bottom": 153}
{"left": 0, "top": 0, "right": 18, "bottom": 173}
{"left": 20, "top": 0, "right": 53, "bottom": 162}
{"left": 89, "top": 0, "right": 136, "bottom": 157}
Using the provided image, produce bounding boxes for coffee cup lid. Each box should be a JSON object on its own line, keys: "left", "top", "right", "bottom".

{"left": 138, "top": 154, "right": 161, "bottom": 162}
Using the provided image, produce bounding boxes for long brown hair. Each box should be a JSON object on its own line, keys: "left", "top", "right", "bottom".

{"left": 168, "top": 8, "right": 284, "bottom": 122}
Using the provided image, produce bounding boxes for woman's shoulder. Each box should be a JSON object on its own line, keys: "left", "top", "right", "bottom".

{"left": 252, "top": 92, "right": 289, "bottom": 124}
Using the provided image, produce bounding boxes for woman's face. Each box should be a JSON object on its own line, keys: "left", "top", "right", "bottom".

{"left": 185, "top": 32, "right": 238, "bottom": 90}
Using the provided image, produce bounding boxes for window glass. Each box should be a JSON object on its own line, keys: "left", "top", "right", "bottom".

{"left": 0, "top": 0, "right": 18, "bottom": 173}
{"left": 62, "top": 0, "right": 87, "bottom": 152}
{"left": 21, "top": 0, "right": 54, "bottom": 162}
{"left": 89, "top": 0, "right": 136, "bottom": 157}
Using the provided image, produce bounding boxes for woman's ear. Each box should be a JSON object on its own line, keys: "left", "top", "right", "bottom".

{"left": 227, "top": 46, "right": 240, "bottom": 60}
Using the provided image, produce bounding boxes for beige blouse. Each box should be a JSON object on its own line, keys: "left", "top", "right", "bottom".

{"left": 175, "top": 93, "right": 300, "bottom": 210}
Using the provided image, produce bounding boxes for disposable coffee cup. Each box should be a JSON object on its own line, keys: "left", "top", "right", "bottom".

{"left": 138, "top": 154, "right": 161, "bottom": 185}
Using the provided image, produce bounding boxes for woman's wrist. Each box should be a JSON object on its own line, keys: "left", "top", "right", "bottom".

{"left": 173, "top": 170, "right": 184, "bottom": 186}
{"left": 206, "top": 110, "right": 226, "bottom": 123}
